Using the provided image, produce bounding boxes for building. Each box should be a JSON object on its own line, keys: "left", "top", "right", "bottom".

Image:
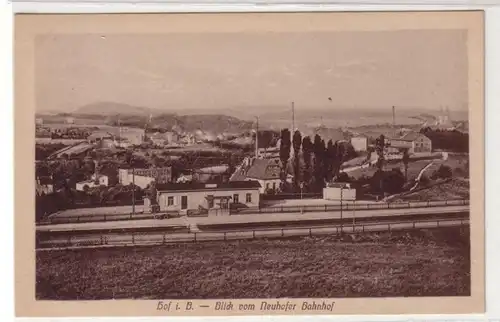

{"left": 350, "top": 135, "right": 368, "bottom": 152}
{"left": 35, "top": 176, "right": 54, "bottom": 196}
{"left": 65, "top": 117, "right": 75, "bottom": 124}
{"left": 231, "top": 157, "right": 282, "bottom": 194}
{"left": 35, "top": 118, "right": 44, "bottom": 125}
{"left": 75, "top": 174, "right": 109, "bottom": 191}
{"left": 87, "top": 131, "right": 114, "bottom": 144}
{"left": 118, "top": 167, "right": 173, "bottom": 189}
{"left": 176, "top": 174, "right": 193, "bottom": 183}
{"left": 323, "top": 182, "right": 356, "bottom": 201}
{"left": 154, "top": 181, "right": 261, "bottom": 216}
{"left": 257, "top": 147, "right": 280, "bottom": 159}
{"left": 386, "top": 132, "right": 432, "bottom": 154}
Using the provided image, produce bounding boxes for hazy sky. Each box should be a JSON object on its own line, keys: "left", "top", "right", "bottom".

{"left": 35, "top": 30, "right": 468, "bottom": 113}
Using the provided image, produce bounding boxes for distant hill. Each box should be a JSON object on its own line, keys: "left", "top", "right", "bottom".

{"left": 65, "top": 102, "right": 257, "bottom": 134}
{"left": 72, "top": 102, "right": 158, "bottom": 116}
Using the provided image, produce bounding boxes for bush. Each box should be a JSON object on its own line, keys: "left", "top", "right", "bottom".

{"left": 420, "top": 174, "right": 430, "bottom": 186}
{"left": 435, "top": 165, "right": 453, "bottom": 179}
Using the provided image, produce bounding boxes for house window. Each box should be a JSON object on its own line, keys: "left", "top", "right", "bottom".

{"left": 167, "top": 196, "right": 174, "bottom": 206}
{"left": 266, "top": 183, "right": 270, "bottom": 190}
{"left": 207, "top": 195, "right": 214, "bottom": 208}
{"left": 246, "top": 193, "right": 252, "bottom": 203}
{"left": 233, "top": 194, "right": 239, "bottom": 203}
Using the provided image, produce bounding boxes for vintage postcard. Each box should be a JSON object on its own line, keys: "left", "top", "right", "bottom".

{"left": 15, "top": 11, "right": 484, "bottom": 317}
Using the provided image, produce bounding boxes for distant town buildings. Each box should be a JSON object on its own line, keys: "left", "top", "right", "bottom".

{"left": 149, "top": 131, "right": 179, "bottom": 147}
{"left": 152, "top": 181, "right": 261, "bottom": 215}
{"left": 118, "top": 167, "right": 173, "bottom": 189}
{"left": 65, "top": 117, "right": 75, "bottom": 124}
{"left": 35, "top": 118, "right": 44, "bottom": 125}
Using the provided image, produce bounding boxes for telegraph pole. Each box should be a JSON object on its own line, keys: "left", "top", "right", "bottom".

{"left": 292, "top": 101, "right": 295, "bottom": 132}
{"left": 392, "top": 106, "right": 396, "bottom": 137}
{"left": 340, "top": 186, "right": 343, "bottom": 236}
{"left": 255, "top": 116, "right": 259, "bottom": 158}
{"left": 132, "top": 167, "right": 135, "bottom": 215}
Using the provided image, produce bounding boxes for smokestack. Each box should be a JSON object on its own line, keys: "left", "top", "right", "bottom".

{"left": 292, "top": 101, "right": 295, "bottom": 132}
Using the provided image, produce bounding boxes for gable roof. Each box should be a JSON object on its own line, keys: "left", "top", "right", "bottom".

{"left": 156, "top": 181, "right": 261, "bottom": 192}
{"left": 246, "top": 158, "right": 281, "bottom": 180}
{"left": 401, "top": 132, "right": 429, "bottom": 142}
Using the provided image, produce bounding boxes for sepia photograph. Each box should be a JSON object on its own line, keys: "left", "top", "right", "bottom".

{"left": 15, "top": 11, "right": 484, "bottom": 316}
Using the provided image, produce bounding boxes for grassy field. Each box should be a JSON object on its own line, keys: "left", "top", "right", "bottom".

{"left": 36, "top": 227, "right": 470, "bottom": 300}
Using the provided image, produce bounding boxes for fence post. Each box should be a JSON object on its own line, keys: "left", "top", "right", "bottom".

{"left": 253, "top": 230, "right": 256, "bottom": 239}
{"left": 445, "top": 200, "right": 448, "bottom": 206}
{"left": 388, "top": 224, "right": 391, "bottom": 232}
{"left": 362, "top": 225, "right": 365, "bottom": 233}
{"left": 224, "top": 232, "right": 227, "bottom": 241}
{"left": 427, "top": 200, "right": 430, "bottom": 207}
{"left": 325, "top": 205, "right": 327, "bottom": 212}
{"left": 67, "top": 235, "right": 72, "bottom": 246}
{"left": 437, "top": 220, "right": 440, "bottom": 228}
{"left": 413, "top": 221, "right": 416, "bottom": 229}
{"left": 309, "top": 228, "right": 312, "bottom": 237}
{"left": 100, "top": 235, "right": 104, "bottom": 245}
{"left": 281, "top": 229, "right": 284, "bottom": 237}
{"left": 132, "top": 234, "right": 135, "bottom": 244}
{"left": 194, "top": 233, "right": 197, "bottom": 242}
{"left": 162, "top": 234, "right": 166, "bottom": 244}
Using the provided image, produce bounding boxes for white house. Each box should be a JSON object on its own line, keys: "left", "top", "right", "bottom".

{"left": 76, "top": 174, "right": 109, "bottom": 191}
{"left": 350, "top": 135, "right": 368, "bottom": 152}
{"left": 154, "top": 181, "right": 261, "bottom": 216}
{"left": 323, "top": 182, "right": 356, "bottom": 201}
{"left": 386, "top": 132, "right": 432, "bottom": 154}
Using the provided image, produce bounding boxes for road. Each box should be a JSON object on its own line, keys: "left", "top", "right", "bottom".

{"left": 37, "top": 216, "right": 469, "bottom": 250}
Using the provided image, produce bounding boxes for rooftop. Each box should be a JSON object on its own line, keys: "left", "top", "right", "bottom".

{"left": 401, "top": 132, "right": 429, "bottom": 141}
{"left": 156, "top": 181, "right": 261, "bottom": 192}
{"left": 246, "top": 158, "right": 281, "bottom": 180}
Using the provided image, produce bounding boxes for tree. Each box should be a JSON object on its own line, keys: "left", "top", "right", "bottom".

{"left": 375, "top": 134, "right": 385, "bottom": 171}
{"left": 325, "top": 140, "right": 336, "bottom": 182}
{"left": 292, "top": 130, "right": 302, "bottom": 189}
{"left": 435, "top": 164, "right": 453, "bottom": 179}
{"left": 402, "top": 148, "right": 410, "bottom": 181}
{"left": 279, "top": 128, "right": 292, "bottom": 188}
{"left": 383, "top": 168, "right": 405, "bottom": 194}
{"left": 302, "top": 136, "right": 313, "bottom": 189}
{"left": 313, "top": 134, "right": 326, "bottom": 191}
{"left": 333, "top": 141, "right": 345, "bottom": 179}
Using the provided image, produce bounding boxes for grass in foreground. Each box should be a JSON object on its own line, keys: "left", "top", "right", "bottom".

{"left": 36, "top": 227, "right": 470, "bottom": 300}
